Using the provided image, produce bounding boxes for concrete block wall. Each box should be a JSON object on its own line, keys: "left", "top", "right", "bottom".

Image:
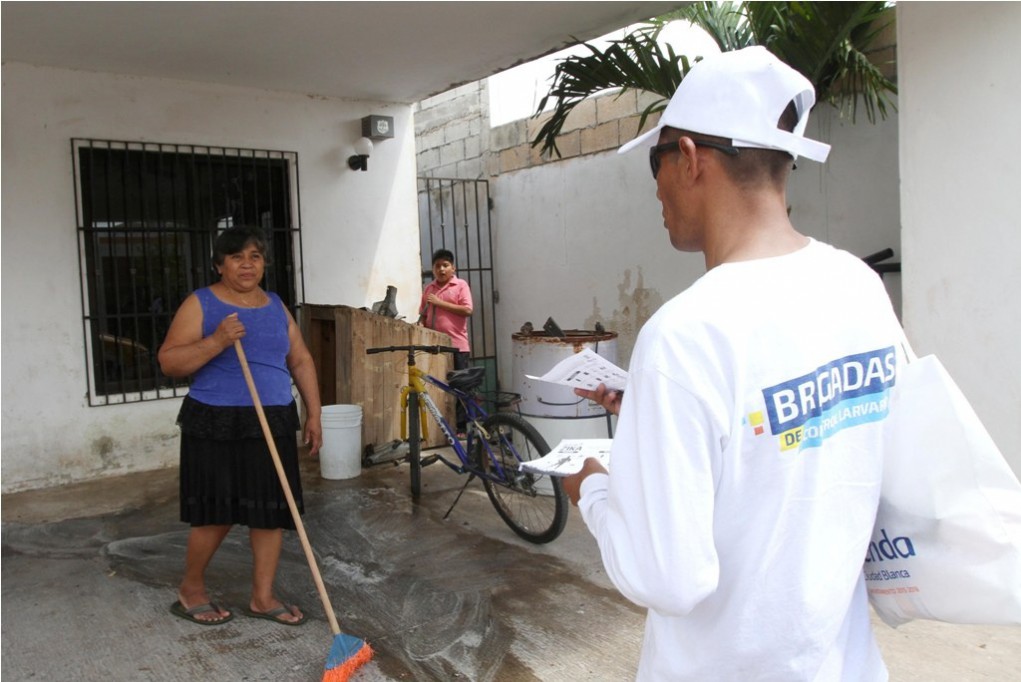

{"left": 414, "top": 81, "right": 491, "bottom": 179}
{"left": 492, "top": 89, "right": 660, "bottom": 174}
{"left": 415, "top": 83, "right": 658, "bottom": 178}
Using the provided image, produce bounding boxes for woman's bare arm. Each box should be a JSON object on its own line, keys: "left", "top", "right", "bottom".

{"left": 284, "top": 308, "right": 323, "bottom": 455}
{"left": 157, "top": 295, "right": 244, "bottom": 378}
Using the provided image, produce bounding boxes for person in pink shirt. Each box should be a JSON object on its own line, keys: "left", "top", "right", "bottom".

{"left": 418, "top": 249, "right": 474, "bottom": 430}
{"left": 418, "top": 249, "right": 473, "bottom": 364}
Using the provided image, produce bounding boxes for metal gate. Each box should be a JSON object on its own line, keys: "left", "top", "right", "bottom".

{"left": 417, "top": 177, "right": 499, "bottom": 393}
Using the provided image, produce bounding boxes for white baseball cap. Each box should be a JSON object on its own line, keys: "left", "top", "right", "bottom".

{"left": 619, "top": 46, "right": 830, "bottom": 163}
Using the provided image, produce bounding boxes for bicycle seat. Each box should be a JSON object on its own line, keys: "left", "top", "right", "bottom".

{"left": 446, "top": 366, "right": 486, "bottom": 392}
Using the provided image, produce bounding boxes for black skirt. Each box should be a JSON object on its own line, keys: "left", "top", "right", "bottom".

{"left": 177, "top": 396, "right": 303, "bottom": 529}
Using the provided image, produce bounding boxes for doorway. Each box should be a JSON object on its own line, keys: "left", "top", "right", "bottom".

{"left": 417, "top": 177, "right": 500, "bottom": 393}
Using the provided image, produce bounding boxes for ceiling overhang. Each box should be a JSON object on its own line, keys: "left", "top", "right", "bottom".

{"left": 2, "top": 2, "right": 687, "bottom": 103}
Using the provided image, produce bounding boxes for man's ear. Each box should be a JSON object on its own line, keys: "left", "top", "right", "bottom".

{"left": 677, "top": 136, "right": 701, "bottom": 182}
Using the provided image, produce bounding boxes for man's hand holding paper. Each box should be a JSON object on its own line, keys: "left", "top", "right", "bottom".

{"left": 524, "top": 348, "right": 627, "bottom": 392}
{"left": 574, "top": 383, "right": 623, "bottom": 416}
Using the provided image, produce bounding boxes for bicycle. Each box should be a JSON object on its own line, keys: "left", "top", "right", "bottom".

{"left": 364, "top": 344, "right": 568, "bottom": 544}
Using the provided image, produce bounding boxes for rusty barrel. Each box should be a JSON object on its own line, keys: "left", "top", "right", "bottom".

{"left": 511, "top": 328, "right": 619, "bottom": 419}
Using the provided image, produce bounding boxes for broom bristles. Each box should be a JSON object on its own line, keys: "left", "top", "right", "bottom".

{"left": 322, "top": 633, "right": 373, "bottom": 682}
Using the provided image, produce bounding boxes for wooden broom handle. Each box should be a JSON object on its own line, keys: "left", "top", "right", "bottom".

{"left": 234, "top": 340, "right": 341, "bottom": 636}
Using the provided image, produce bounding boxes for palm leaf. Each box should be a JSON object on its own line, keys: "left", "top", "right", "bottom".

{"left": 743, "top": 2, "right": 896, "bottom": 122}
{"left": 668, "top": 2, "right": 754, "bottom": 51}
{"left": 531, "top": 1, "right": 897, "bottom": 156}
{"left": 531, "top": 31, "right": 693, "bottom": 158}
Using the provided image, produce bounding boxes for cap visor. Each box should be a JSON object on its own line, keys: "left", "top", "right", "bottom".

{"left": 618, "top": 125, "right": 662, "bottom": 154}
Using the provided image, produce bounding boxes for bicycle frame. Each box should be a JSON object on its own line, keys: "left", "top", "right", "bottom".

{"left": 403, "top": 365, "right": 520, "bottom": 485}
{"left": 365, "top": 343, "right": 569, "bottom": 544}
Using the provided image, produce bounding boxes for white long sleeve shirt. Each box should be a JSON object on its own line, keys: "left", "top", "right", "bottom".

{"left": 580, "top": 240, "right": 903, "bottom": 681}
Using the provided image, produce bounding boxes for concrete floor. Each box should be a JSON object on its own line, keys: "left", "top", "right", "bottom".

{"left": 3, "top": 450, "right": 1019, "bottom": 681}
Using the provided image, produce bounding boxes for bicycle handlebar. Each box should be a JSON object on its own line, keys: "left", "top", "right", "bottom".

{"left": 365, "top": 344, "right": 459, "bottom": 355}
{"left": 861, "top": 248, "right": 895, "bottom": 266}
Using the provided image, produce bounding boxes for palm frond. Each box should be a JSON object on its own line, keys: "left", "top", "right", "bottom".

{"left": 530, "top": 2, "right": 897, "bottom": 156}
{"left": 531, "top": 31, "right": 693, "bottom": 158}
{"left": 668, "top": 2, "right": 754, "bottom": 52}
{"left": 745, "top": 2, "right": 896, "bottom": 122}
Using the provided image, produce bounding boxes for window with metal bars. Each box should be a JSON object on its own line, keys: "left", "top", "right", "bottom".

{"left": 72, "top": 139, "right": 303, "bottom": 406}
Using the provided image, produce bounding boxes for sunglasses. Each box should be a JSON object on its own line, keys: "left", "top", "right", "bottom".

{"left": 649, "top": 139, "right": 740, "bottom": 179}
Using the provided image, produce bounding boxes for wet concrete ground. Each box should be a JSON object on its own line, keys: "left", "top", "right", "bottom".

{"left": 3, "top": 450, "right": 1020, "bottom": 681}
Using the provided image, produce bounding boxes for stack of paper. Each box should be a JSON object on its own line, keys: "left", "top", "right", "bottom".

{"left": 524, "top": 348, "right": 628, "bottom": 392}
{"left": 519, "top": 439, "right": 613, "bottom": 477}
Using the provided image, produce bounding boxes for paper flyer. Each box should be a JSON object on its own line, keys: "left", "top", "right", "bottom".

{"left": 520, "top": 438, "right": 613, "bottom": 477}
{"left": 524, "top": 348, "right": 628, "bottom": 393}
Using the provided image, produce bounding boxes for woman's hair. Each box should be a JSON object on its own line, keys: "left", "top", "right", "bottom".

{"left": 212, "top": 226, "right": 270, "bottom": 267}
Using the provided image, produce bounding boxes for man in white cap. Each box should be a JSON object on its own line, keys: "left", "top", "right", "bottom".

{"left": 564, "top": 46, "right": 904, "bottom": 680}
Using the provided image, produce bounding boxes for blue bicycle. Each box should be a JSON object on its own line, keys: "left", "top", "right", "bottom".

{"left": 365, "top": 344, "right": 568, "bottom": 544}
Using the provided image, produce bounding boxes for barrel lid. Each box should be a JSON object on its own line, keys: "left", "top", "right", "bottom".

{"left": 511, "top": 329, "right": 617, "bottom": 345}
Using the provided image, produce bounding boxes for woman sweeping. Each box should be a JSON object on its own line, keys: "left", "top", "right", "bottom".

{"left": 158, "top": 225, "right": 322, "bottom": 626}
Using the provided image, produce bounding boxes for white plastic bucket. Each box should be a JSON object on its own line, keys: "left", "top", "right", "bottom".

{"left": 319, "top": 404, "right": 363, "bottom": 480}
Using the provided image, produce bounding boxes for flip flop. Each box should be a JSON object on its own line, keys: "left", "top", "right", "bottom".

{"left": 169, "top": 600, "right": 233, "bottom": 626}
{"left": 243, "top": 604, "right": 306, "bottom": 626}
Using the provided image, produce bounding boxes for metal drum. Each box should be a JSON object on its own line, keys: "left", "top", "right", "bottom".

{"left": 511, "top": 329, "right": 619, "bottom": 419}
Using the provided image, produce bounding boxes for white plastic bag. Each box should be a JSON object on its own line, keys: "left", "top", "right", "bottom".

{"left": 865, "top": 353, "right": 1021, "bottom": 627}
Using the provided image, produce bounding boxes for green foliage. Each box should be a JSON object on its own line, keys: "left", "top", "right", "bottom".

{"left": 531, "top": 31, "right": 697, "bottom": 158}
{"left": 532, "top": 1, "right": 897, "bottom": 157}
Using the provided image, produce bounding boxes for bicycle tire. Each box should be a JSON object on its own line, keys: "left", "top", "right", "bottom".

{"left": 408, "top": 392, "right": 422, "bottom": 499}
{"left": 475, "top": 413, "right": 568, "bottom": 544}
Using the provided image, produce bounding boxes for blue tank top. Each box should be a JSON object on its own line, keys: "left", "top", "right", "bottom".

{"left": 187, "top": 287, "right": 294, "bottom": 407}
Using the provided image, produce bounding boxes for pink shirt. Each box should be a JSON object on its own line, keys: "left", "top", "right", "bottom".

{"left": 420, "top": 276, "right": 472, "bottom": 352}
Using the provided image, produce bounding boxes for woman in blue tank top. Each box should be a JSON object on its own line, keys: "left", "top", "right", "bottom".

{"left": 158, "top": 226, "right": 322, "bottom": 626}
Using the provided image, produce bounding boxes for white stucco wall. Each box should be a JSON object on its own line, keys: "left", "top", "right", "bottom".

{"left": 493, "top": 105, "right": 902, "bottom": 392}
{"left": 898, "top": 3, "right": 1021, "bottom": 473}
{"left": 1, "top": 62, "right": 421, "bottom": 491}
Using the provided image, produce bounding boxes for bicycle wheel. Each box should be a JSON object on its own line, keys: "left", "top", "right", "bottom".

{"left": 475, "top": 413, "right": 568, "bottom": 544}
{"left": 407, "top": 392, "right": 422, "bottom": 499}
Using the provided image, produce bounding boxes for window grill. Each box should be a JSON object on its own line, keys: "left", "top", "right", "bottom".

{"left": 72, "top": 139, "right": 303, "bottom": 406}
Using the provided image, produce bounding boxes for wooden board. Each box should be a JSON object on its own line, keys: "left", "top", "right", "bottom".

{"left": 300, "top": 305, "right": 454, "bottom": 450}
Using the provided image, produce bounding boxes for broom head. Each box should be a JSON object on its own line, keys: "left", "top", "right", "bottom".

{"left": 322, "top": 632, "right": 373, "bottom": 682}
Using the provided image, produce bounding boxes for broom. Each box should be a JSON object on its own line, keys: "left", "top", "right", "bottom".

{"left": 235, "top": 340, "right": 373, "bottom": 681}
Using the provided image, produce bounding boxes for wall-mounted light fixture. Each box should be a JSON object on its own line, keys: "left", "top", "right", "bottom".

{"left": 347, "top": 137, "right": 373, "bottom": 171}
